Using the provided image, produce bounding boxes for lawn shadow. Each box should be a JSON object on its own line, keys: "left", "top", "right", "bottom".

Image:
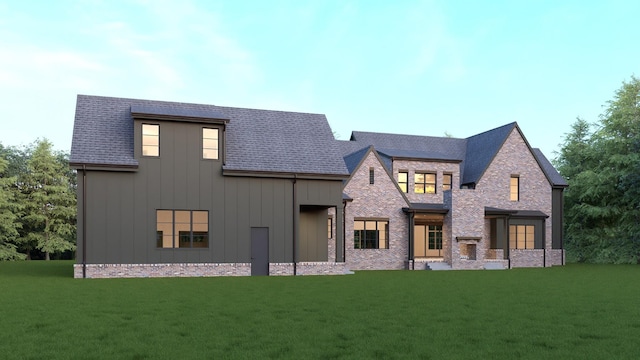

{"left": 0, "top": 260, "right": 74, "bottom": 278}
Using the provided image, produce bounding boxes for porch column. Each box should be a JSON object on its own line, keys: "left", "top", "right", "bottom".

{"left": 335, "top": 204, "right": 344, "bottom": 262}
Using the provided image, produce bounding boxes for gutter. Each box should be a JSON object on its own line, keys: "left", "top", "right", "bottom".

{"left": 292, "top": 174, "right": 297, "bottom": 275}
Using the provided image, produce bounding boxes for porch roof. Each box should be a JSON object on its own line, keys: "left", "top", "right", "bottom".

{"left": 403, "top": 203, "right": 449, "bottom": 214}
{"left": 485, "top": 207, "right": 548, "bottom": 218}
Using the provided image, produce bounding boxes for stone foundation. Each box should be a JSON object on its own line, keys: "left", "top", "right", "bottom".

{"left": 509, "top": 249, "right": 545, "bottom": 268}
{"left": 74, "top": 262, "right": 350, "bottom": 278}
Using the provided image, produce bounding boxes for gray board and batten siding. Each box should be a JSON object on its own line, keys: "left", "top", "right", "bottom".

{"left": 71, "top": 95, "right": 349, "bottom": 268}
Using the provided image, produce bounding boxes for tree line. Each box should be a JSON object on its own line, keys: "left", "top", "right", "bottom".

{"left": 0, "top": 140, "right": 76, "bottom": 260}
{"left": 1, "top": 78, "right": 639, "bottom": 263}
{"left": 555, "top": 76, "right": 640, "bottom": 264}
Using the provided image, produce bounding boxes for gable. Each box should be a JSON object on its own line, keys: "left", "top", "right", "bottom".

{"left": 343, "top": 148, "right": 409, "bottom": 208}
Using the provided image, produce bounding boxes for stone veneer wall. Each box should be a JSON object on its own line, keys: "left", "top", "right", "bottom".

{"left": 391, "top": 160, "right": 460, "bottom": 204}
{"left": 474, "top": 128, "right": 555, "bottom": 268}
{"left": 344, "top": 151, "right": 409, "bottom": 270}
{"left": 509, "top": 250, "right": 544, "bottom": 268}
{"left": 74, "top": 262, "right": 348, "bottom": 278}
{"left": 74, "top": 263, "right": 252, "bottom": 278}
{"left": 448, "top": 188, "right": 486, "bottom": 269}
{"left": 546, "top": 249, "right": 565, "bottom": 266}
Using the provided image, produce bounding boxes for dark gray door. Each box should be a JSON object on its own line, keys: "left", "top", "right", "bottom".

{"left": 251, "top": 227, "right": 269, "bottom": 276}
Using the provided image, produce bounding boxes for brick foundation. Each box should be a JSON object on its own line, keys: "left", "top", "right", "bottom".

{"left": 74, "top": 262, "right": 349, "bottom": 278}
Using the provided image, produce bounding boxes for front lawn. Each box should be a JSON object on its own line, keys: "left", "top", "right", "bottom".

{"left": 0, "top": 262, "right": 638, "bottom": 359}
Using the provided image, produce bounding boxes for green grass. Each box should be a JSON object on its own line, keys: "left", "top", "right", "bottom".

{"left": 0, "top": 262, "right": 639, "bottom": 359}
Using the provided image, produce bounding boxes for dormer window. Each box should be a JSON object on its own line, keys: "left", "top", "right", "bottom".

{"left": 202, "top": 128, "right": 219, "bottom": 160}
{"left": 142, "top": 124, "right": 159, "bottom": 157}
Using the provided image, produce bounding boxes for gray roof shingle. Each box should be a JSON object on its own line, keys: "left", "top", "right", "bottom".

{"left": 70, "top": 95, "right": 349, "bottom": 176}
{"left": 532, "top": 148, "right": 568, "bottom": 187}
{"left": 342, "top": 122, "right": 567, "bottom": 188}
{"left": 461, "top": 122, "right": 515, "bottom": 185}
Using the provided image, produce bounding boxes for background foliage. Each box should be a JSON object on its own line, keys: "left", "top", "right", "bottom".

{"left": 555, "top": 76, "right": 640, "bottom": 263}
{"left": 0, "top": 140, "right": 76, "bottom": 260}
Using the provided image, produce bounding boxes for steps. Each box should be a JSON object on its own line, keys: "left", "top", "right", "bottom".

{"left": 426, "top": 261, "right": 453, "bottom": 271}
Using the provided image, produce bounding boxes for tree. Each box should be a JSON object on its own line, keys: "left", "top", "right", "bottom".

{"left": 0, "top": 154, "right": 24, "bottom": 260}
{"left": 555, "top": 76, "right": 640, "bottom": 263}
{"left": 17, "top": 140, "right": 76, "bottom": 260}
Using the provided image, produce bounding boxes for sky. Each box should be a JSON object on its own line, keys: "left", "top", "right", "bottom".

{"left": 1, "top": 0, "right": 639, "bottom": 159}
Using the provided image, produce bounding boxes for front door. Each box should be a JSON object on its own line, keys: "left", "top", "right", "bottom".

{"left": 414, "top": 224, "right": 443, "bottom": 258}
{"left": 251, "top": 227, "right": 269, "bottom": 276}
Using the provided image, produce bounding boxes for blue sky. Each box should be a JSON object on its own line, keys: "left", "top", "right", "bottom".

{"left": 1, "top": 0, "right": 638, "bottom": 159}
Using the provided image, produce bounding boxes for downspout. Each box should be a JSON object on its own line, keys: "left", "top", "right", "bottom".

{"left": 409, "top": 212, "right": 414, "bottom": 270}
{"left": 543, "top": 219, "right": 546, "bottom": 267}
{"left": 82, "top": 164, "right": 87, "bottom": 279}
{"left": 342, "top": 200, "right": 347, "bottom": 262}
{"left": 505, "top": 215, "right": 511, "bottom": 270}
{"left": 292, "top": 174, "right": 297, "bottom": 275}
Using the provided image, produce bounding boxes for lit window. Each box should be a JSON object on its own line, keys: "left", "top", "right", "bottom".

{"left": 398, "top": 171, "right": 408, "bottom": 193}
{"left": 142, "top": 124, "right": 159, "bottom": 157}
{"left": 156, "top": 210, "right": 209, "bottom": 248}
{"left": 415, "top": 173, "right": 436, "bottom": 194}
{"left": 510, "top": 176, "right": 519, "bottom": 201}
{"left": 203, "top": 128, "right": 219, "bottom": 160}
{"left": 354, "top": 220, "right": 389, "bottom": 249}
{"left": 509, "top": 225, "right": 534, "bottom": 249}
{"left": 443, "top": 173, "right": 452, "bottom": 191}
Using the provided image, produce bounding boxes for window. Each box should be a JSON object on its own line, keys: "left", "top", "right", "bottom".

{"left": 398, "top": 171, "right": 408, "bottom": 193}
{"left": 354, "top": 220, "right": 389, "bottom": 249}
{"left": 328, "top": 217, "right": 333, "bottom": 239}
{"left": 415, "top": 173, "right": 436, "bottom": 194}
{"left": 369, "top": 168, "right": 375, "bottom": 184}
{"left": 203, "top": 128, "right": 219, "bottom": 160}
{"left": 443, "top": 173, "right": 452, "bottom": 191}
{"left": 156, "top": 210, "right": 209, "bottom": 248}
{"left": 510, "top": 176, "right": 519, "bottom": 201}
{"left": 509, "top": 225, "right": 534, "bottom": 249}
{"left": 142, "top": 124, "right": 159, "bottom": 157}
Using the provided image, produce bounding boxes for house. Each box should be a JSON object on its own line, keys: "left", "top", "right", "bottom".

{"left": 70, "top": 95, "right": 567, "bottom": 278}
{"left": 70, "top": 95, "right": 350, "bottom": 278}
{"left": 337, "top": 123, "right": 568, "bottom": 270}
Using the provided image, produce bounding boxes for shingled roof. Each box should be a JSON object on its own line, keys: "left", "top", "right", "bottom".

{"left": 70, "top": 95, "right": 349, "bottom": 177}
{"left": 461, "top": 122, "right": 516, "bottom": 185}
{"left": 342, "top": 122, "right": 566, "bottom": 188}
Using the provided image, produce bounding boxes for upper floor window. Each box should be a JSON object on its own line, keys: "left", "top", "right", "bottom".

{"left": 202, "top": 128, "right": 219, "bottom": 160}
{"left": 509, "top": 224, "right": 534, "bottom": 249}
{"left": 510, "top": 176, "right": 519, "bottom": 201}
{"left": 415, "top": 172, "right": 436, "bottom": 194}
{"left": 142, "top": 124, "right": 159, "bottom": 157}
{"left": 369, "top": 168, "right": 375, "bottom": 184}
{"left": 156, "top": 210, "right": 209, "bottom": 248}
{"left": 354, "top": 220, "right": 389, "bottom": 249}
{"left": 398, "top": 171, "right": 408, "bottom": 193}
{"left": 443, "top": 173, "right": 452, "bottom": 191}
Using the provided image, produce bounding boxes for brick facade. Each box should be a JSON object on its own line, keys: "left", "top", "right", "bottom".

{"left": 341, "top": 127, "right": 564, "bottom": 271}
{"left": 343, "top": 150, "right": 409, "bottom": 270}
